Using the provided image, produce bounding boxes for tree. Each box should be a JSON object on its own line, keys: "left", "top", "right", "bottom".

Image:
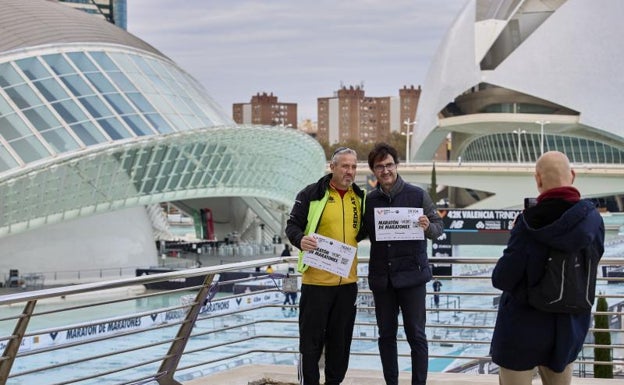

{"left": 593, "top": 295, "right": 613, "bottom": 378}
{"left": 317, "top": 139, "right": 331, "bottom": 159}
{"left": 428, "top": 161, "right": 438, "bottom": 205}
{"left": 326, "top": 140, "right": 373, "bottom": 161}
{"left": 387, "top": 132, "right": 407, "bottom": 161}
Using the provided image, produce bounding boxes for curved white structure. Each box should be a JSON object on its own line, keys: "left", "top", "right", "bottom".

{"left": 415, "top": 0, "right": 624, "bottom": 163}
{"left": 0, "top": 0, "right": 325, "bottom": 277}
{"left": 413, "top": 0, "right": 624, "bottom": 209}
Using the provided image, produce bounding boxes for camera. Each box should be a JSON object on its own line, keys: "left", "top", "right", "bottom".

{"left": 524, "top": 197, "right": 537, "bottom": 209}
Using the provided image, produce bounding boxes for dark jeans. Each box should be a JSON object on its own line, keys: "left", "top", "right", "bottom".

{"left": 283, "top": 292, "right": 297, "bottom": 305}
{"left": 298, "top": 283, "right": 358, "bottom": 385}
{"left": 373, "top": 282, "right": 427, "bottom": 385}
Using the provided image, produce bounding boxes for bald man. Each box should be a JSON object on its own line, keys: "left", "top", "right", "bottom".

{"left": 490, "top": 151, "right": 605, "bottom": 385}
{"left": 535, "top": 151, "right": 575, "bottom": 193}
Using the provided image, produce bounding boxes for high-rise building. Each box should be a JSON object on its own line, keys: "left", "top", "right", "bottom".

{"left": 58, "top": 0, "right": 127, "bottom": 29}
{"left": 317, "top": 85, "right": 421, "bottom": 144}
{"left": 399, "top": 85, "right": 421, "bottom": 127}
{"left": 233, "top": 92, "right": 297, "bottom": 128}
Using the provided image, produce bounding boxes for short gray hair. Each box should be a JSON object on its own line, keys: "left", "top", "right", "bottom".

{"left": 331, "top": 147, "right": 357, "bottom": 164}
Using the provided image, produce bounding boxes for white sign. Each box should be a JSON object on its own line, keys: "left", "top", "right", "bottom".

{"left": 374, "top": 207, "right": 424, "bottom": 241}
{"left": 13, "top": 292, "right": 282, "bottom": 354}
{"left": 302, "top": 233, "right": 356, "bottom": 278}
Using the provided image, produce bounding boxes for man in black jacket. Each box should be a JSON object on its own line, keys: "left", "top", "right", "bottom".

{"left": 286, "top": 147, "right": 365, "bottom": 385}
{"left": 359, "top": 143, "right": 443, "bottom": 385}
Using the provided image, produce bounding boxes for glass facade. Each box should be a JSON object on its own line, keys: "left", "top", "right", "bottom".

{"left": 0, "top": 0, "right": 330, "bottom": 272}
{"left": 0, "top": 48, "right": 231, "bottom": 174}
{"left": 462, "top": 132, "right": 624, "bottom": 164}
{"left": 0, "top": 47, "right": 324, "bottom": 238}
{"left": 0, "top": 124, "right": 325, "bottom": 237}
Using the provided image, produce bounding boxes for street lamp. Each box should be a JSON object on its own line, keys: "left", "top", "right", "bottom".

{"left": 513, "top": 129, "right": 527, "bottom": 163}
{"left": 535, "top": 120, "right": 550, "bottom": 155}
{"left": 403, "top": 119, "right": 417, "bottom": 164}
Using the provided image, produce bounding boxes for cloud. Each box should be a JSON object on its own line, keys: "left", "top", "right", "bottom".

{"left": 128, "top": 0, "right": 467, "bottom": 121}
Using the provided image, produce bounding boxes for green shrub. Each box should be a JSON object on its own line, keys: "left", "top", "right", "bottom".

{"left": 593, "top": 295, "right": 613, "bottom": 378}
{"left": 428, "top": 162, "right": 438, "bottom": 204}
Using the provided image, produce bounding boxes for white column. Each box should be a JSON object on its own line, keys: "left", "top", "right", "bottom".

{"left": 403, "top": 119, "right": 417, "bottom": 164}
{"left": 536, "top": 120, "right": 550, "bottom": 155}
{"left": 513, "top": 129, "right": 526, "bottom": 163}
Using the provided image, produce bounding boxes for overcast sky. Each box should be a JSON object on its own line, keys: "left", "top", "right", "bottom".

{"left": 127, "top": 0, "right": 467, "bottom": 122}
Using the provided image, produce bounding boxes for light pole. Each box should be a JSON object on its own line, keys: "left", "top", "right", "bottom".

{"left": 535, "top": 120, "right": 550, "bottom": 155}
{"left": 403, "top": 119, "right": 417, "bottom": 164}
{"left": 513, "top": 129, "right": 526, "bottom": 163}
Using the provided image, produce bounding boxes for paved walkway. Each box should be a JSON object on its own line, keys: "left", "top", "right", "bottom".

{"left": 184, "top": 364, "right": 620, "bottom": 385}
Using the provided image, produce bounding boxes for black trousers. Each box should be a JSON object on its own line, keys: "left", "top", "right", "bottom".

{"left": 372, "top": 282, "right": 427, "bottom": 385}
{"left": 298, "top": 283, "right": 357, "bottom": 385}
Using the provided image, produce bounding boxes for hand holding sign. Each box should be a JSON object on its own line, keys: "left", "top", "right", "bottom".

{"left": 302, "top": 233, "right": 356, "bottom": 278}
{"left": 374, "top": 207, "right": 424, "bottom": 241}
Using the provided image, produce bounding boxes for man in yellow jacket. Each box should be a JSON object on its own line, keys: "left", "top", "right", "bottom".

{"left": 286, "top": 147, "right": 365, "bottom": 385}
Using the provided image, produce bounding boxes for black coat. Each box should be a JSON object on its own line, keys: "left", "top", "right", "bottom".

{"left": 490, "top": 198, "right": 604, "bottom": 371}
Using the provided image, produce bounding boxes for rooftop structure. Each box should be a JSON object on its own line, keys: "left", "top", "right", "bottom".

{"left": 58, "top": 0, "right": 127, "bottom": 29}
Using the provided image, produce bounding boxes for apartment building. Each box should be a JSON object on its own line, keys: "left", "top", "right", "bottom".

{"left": 317, "top": 85, "right": 420, "bottom": 144}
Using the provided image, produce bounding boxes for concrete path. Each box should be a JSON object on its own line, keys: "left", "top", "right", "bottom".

{"left": 184, "top": 364, "right": 621, "bottom": 385}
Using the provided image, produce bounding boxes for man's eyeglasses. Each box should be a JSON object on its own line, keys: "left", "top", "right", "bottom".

{"left": 373, "top": 162, "right": 396, "bottom": 172}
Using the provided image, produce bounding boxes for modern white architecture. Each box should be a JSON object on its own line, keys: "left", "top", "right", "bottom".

{"left": 0, "top": 0, "right": 325, "bottom": 277}
{"left": 414, "top": 0, "right": 624, "bottom": 209}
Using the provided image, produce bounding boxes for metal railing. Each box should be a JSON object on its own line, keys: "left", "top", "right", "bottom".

{"left": 0, "top": 256, "right": 622, "bottom": 385}
{"left": 2, "top": 245, "right": 282, "bottom": 288}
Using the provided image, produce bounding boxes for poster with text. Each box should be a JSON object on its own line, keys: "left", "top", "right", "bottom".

{"left": 374, "top": 207, "right": 424, "bottom": 241}
{"left": 302, "top": 233, "right": 356, "bottom": 278}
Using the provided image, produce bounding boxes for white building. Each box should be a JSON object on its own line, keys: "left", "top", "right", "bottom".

{"left": 414, "top": 0, "right": 624, "bottom": 209}
{"left": 0, "top": 0, "right": 325, "bottom": 278}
